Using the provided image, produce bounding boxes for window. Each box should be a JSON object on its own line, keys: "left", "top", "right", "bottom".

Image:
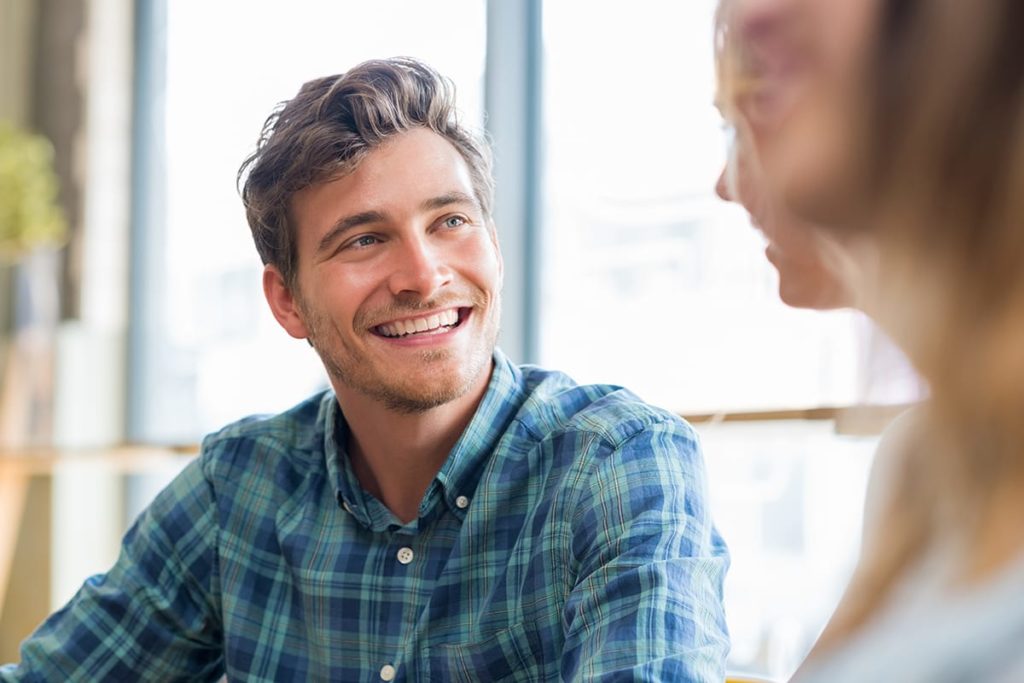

{"left": 540, "top": 2, "right": 920, "bottom": 677}
{"left": 540, "top": 0, "right": 874, "bottom": 414}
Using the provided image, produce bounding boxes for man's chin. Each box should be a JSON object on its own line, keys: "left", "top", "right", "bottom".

{"left": 380, "top": 392, "right": 459, "bottom": 414}
{"left": 330, "top": 362, "right": 477, "bottom": 413}
{"left": 322, "top": 335, "right": 496, "bottom": 413}
{"left": 373, "top": 377, "right": 473, "bottom": 414}
{"left": 376, "top": 351, "right": 495, "bottom": 414}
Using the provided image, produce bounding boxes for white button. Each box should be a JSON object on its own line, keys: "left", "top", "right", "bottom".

{"left": 455, "top": 495, "right": 470, "bottom": 509}
{"left": 342, "top": 501, "right": 354, "bottom": 514}
{"left": 380, "top": 663, "right": 397, "bottom": 681}
{"left": 396, "top": 547, "right": 414, "bottom": 565}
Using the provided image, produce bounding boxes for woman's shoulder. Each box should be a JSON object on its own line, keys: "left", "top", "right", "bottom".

{"left": 797, "top": 547, "right": 1024, "bottom": 683}
{"left": 859, "top": 404, "right": 927, "bottom": 551}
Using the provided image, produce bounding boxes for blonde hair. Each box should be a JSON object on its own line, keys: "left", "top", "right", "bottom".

{"left": 821, "top": 0, "right": 1024, "bottom": 650}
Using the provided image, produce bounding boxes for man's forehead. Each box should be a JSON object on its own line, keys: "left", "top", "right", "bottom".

{"left": 304, "top": 134, "right": 476, "bottom": 212}
{"left": 353, "top": 129, "right": 475, "bottom": 191}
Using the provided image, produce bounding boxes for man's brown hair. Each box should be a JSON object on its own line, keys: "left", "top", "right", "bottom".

{"left": 238, "top": 57, "right": 494, "bottom": 288}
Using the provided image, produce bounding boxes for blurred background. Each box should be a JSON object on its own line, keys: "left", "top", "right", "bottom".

{"left": 0, "top": 0, "right": 924, "bottom": 678}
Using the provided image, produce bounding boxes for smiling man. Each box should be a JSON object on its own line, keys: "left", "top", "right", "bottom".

{"left": 1, "top": 58, "right": 729, "bottom": 682}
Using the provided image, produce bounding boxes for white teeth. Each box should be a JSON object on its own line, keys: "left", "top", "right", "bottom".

{"left": 377, "top": 309, "right": 460, "bottom": 338}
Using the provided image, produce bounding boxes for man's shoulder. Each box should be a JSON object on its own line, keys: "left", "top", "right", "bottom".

{"left": 198, "top": 389, "right": 334, "bottom": 473}
{"left": 515, "top": 364, "right": 696, "bottom": 449}
{"left": 509, "top": 365, "right": 708, "bottom": 516}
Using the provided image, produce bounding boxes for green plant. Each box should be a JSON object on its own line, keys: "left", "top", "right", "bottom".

{"left": 0, "top": 120, "right": 67, "bottom": 262}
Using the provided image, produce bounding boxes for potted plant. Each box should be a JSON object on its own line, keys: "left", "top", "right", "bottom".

{"left": 0, "top": 121, "right": 66, "bottom": 260}
{"left": 0, "top": 121, "right": 67, "bottom": 445}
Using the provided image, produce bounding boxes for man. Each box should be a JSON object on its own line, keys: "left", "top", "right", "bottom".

{"left": 2, "top": 58, "right": 729, "bottom": 681}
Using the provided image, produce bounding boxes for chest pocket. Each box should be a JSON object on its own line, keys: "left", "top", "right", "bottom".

{"left": 426, "top": 621, "right": 548, "bottom": 682}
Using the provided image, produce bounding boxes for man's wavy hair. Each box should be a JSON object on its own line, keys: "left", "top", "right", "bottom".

{"left": 237, "top": 57, "right": 495, "bottom": 289}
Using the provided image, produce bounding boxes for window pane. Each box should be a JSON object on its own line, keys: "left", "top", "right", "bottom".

{"left": 703, "top": 421, "right": 877, "bottom": 678}
{"left": 540, "top": 0, "right": 867, "bottom": 414}
{"left": 145, "top": 1, "right": 486, "bottom": 440}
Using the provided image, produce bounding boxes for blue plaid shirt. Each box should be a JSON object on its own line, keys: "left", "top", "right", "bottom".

{"left": 3, "top": 351, "right": 729, "bottom": 681}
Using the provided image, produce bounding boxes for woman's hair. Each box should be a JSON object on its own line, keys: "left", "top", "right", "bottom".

{"left": 715, "top": 0, "right": 1024, "bottom": 650}
{"left": 237, "top": 57, "right": 494, "bottom": 289}
{"left": 821, "top": 0, "right": 1024, "bottom": 646}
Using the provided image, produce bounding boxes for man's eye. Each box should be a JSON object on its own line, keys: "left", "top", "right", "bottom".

{"left": 351, "top": 235, "right": 379, "bottom": 249}
{"left": 443, "top": 216, "right": 466, "bottom": 229}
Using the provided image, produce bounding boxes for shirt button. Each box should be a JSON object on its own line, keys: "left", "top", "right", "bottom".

{"left": 379, "top": 663, "right": 397, "bottom": 681}
{"left": 342, "top": 501, "right": 354, "bottom": 514}
{"left": 396, "top": 547, "right": 414, "bottom": 565}
{"left": 455, "top": 495, "right": 470, "bottom": 509}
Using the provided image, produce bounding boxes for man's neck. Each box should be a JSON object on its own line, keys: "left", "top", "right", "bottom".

{"left": 334, "top": 365, "right": 493, "bottom": 524}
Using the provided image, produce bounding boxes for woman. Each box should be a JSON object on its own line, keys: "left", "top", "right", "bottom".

{"left": 712, "top": 0, "right": 861, "bottom": 313}
{"left": 714, "top": 113, "right": 854, "bottom": 311}
{"left": 715, "top": 0, "right": 1024, "bottom": 680}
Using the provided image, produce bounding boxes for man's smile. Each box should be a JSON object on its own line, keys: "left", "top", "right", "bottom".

{"left": 373, "top": 307, "right": 469, "bottom": 339}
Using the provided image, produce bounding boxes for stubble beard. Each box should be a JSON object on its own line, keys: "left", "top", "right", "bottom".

{"left": 300, "top": 295, "right": 500, "bottom": 415}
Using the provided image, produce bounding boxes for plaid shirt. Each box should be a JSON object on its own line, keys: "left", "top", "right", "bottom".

{"left": 3, "top": 351, "right": 729, "bottom": 682}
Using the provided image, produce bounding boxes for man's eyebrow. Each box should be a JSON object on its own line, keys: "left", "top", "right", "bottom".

{"left": 315, "top": 210, "right": 386, "bottom": 256}
{"left": 314, "top": 193, "right": 479, "bottom": 257}
{"left": 420, "top": 191, "right": 479, "bottom": 212}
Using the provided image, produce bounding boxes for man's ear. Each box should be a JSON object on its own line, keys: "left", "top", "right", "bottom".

{"left": 263, "top": 264, "right": 310, "bottom": 340}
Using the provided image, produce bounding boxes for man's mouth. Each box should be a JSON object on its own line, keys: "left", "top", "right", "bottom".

{"left": 374, "top": 308, "right": 468, "bottom": 338}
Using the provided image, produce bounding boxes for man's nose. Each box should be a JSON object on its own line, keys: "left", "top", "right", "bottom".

{"left": 715, "top": 166, "right": 733, "bottom": 202}
{"left": 387, "top": 236, "right": 452, "bottom": 298}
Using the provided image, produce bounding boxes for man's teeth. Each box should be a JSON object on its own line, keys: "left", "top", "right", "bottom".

{"left": 377, "top": 309, "right": 459, "bottom": 338}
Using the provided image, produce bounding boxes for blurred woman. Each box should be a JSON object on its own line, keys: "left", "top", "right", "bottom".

{"left": 716, "top": 0, "right": 1024, "bottom": 680}
{"left": 712, "top": 0, "right": 864, "bottom": 312}
{"left": 714, "top": 110, "right": 854, "bottom": 310}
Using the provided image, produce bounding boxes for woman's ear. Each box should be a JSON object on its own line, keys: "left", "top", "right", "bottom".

{"left": 263, "top": 264, "right": 310, "bottom": 340}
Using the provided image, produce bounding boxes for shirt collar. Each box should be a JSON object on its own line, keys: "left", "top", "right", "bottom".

{"left": 323, "top": 348, "right": 526, "bottom": 531}
{"left": 434, "top": 349, "right": 525, "bottom": 519}
{"left": 321, "top": 395, "right": 366, "bottom": 525}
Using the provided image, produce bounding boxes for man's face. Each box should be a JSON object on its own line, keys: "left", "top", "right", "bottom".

{"left": 268, "top": 128, "right": 502, "bottom": 413}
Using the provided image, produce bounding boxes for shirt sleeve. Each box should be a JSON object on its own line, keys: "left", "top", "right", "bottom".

{"left": 0, "top": 455, "right": 224, "bottom": 682}
{"left": 560, "top": 419, "right": 730, "bottom": 682}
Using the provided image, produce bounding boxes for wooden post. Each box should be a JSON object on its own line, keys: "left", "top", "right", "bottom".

{"left": 0, "top": 472, "right": 51, "bottom": 663}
